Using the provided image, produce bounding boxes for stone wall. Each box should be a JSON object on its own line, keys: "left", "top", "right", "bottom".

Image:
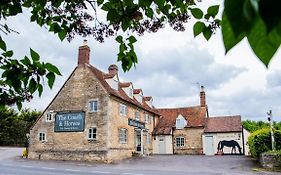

{"left": 29, "top": 64, "right": 158, "bottom": 162}
{"left": 260, "top": 152, "right": 281, "bottom": 169}
{"left": 173, "top": 127, "right": 204, "bottom": 154}
{"left": 107, "top": 97, "right": 155, "bottom": 156}
{"left": 29, "top": 65, "right": 110, "bottom": 162}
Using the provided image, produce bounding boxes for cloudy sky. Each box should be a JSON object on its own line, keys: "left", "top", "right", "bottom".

{"left": 3, "top": 2, "right": 281, "bottom": 121}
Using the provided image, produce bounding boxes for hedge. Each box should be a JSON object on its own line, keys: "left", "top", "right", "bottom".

{"left": 248, "top": 128, "right": 281, "bottom": 157}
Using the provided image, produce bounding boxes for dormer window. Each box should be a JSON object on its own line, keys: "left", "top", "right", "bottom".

{"left": 120, "top": 82, "right": 134, "bottom": 98}
{"left": 129, "top": 87, "right": 133, "bottom": 98}
{"left": 133, "top": 89, "right": 143, "bottom": 103}
{"left": 175, "top": 114, "right": 187, "bottom": 129}
{"left": 105, "top": 74, "right": 119, "bottom": 90}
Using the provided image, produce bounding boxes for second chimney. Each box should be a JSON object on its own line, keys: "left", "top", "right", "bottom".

{"left": 78, "top": 40, "right": 90, "bottom": 65}
{"left": 108, "top": 64, "right": 118, "bottom": 75}
{"left": 200, "top": 86, "right": 206, "bottom": 107}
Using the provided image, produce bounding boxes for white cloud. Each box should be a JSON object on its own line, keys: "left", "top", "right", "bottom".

{"left": 2, "top": 5, "right": 281, "bottom": 122}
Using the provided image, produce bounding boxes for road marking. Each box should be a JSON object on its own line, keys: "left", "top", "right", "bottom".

{"left": 20, "top": 165, "right": 33, "bottom": 168}
{"left": 122, "top": 173, "right": 143, "bottom": 175}
{"left": 41, "top": 167, "right": 56, "bottom": 170}
{"left": 65, "top": 169, "right": 81, "bottom": 172}
{"left": 91, "top": 170, "right": 110, "bottom": 174}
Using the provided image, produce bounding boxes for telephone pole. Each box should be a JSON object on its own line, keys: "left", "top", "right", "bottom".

{"left": 267, "top": 110, "right": 275, "bottom": 151}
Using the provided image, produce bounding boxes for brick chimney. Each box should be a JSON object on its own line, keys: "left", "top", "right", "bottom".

{"left": 78, "top": 40, "right": 90, "bottom": 65}
{"left": 200, "top": 86, "right": 206, "bottom": 107}
{"left": 108, "top": 64, "right": 118, "bottom": 75}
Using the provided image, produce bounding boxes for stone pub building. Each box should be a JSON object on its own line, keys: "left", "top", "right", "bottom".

{"left": 29, "top": 41, "right": 160, "bottom": 162}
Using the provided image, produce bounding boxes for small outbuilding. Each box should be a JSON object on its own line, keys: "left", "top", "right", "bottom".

{"left": 203, "top": 116, "right": 246, "bottom": 155}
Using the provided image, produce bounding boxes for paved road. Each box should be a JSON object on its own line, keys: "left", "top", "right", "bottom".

{"left": 0, "top": 147, "right": 279, "bottom": 175}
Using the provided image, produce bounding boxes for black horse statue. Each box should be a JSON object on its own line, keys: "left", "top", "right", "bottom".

{"left": 217, "top": 140, "right": 242, "bottom": 154}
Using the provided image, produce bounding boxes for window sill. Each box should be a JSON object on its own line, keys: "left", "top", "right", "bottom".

{"left": 88, "top": 139, "right": 97, "bottom": 142}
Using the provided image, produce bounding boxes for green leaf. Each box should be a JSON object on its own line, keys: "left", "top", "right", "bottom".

{"left": 116, "top": 35, "right": 123, "bottom": 43}
{"left": 0, "top": 37, "right": 6, "bottom": 51}
{"left": 222, "top": 13, "right": 246, "bottom": 53}
{"left": 46, "top": 72, "right": 55, "bottom": 89}
{"left": 30, "top": 48, "right": 40, "bottom": 62}
{"left": 155, "top": 0, "right": 165, "bottom": 9}
{"left": 127, "top": 36, "right": 137, "bottom": 44}
{"left": 259, "top": 0, "right": 281, "bottom": 33}
{"left": 145, "top": 8, "right": 153, "bottom": 18}
{"left": 107, "top": 9, "right": 119, "bottom": 23}
{"left": 97, "top": 0, "right": 104, "bottom": 6}
{"left": 3, "top": 50, "right": 13, "bottom": 57}
{"left": 38, "top": 84, "right": 43, "bottom": 97}
{"left": 45, "top": 63, "right": 61, "bottom": 75}
{"left": 20, "top": 56, "right": 31, "bottom": 66}
{"left": 121, "top": 18, "right": 131, "bottom": 31}
{"left": 16, "top": 101, "right": 22, "bottom": 111}
{"left": 193, "top": 21, "right": 205, "bottom": 37}
{"left": 29, "top": 78, "right": 37, "bottom": 94}
{"left": 191, "top": 8, "right": 203, "bottom": 19}
{"left": 247, "top": 17, "right": 281, "bottom": 67}
{"left": 58, "top": 30, "right": 67, "bottom": 41}
{"left": 203, "top": 26, "right": 212, "bottom": 41}
{"left": 207, "top": 5, "right": 219, "bottom": 18}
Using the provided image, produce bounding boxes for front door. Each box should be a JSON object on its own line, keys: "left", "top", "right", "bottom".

{"left": 135, "top": 130, "right": 142, "bottom": 152}
{"left": 205, "top": 136, "right": 214, "bottom": 155}
{"left": 158, "top": 136, "right": 165, "bottom": 154}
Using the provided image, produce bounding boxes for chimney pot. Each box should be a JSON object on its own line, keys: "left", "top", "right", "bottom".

{"left": 200, "top": 86, "right": 206, "bottom": 107}
{"left": 108, "top": 64, "right": 118, "bottom": 75}
{"left": 78, "top": 40, "right": 90, "bottom": 65}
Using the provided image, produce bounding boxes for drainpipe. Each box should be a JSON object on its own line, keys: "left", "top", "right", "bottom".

{"left": 242, "top": 126, "right": 245, "bottom": 155}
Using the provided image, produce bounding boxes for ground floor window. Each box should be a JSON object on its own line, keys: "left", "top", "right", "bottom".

{"left": 176, "top": 137, "right": 185, "bottom": 147}
{"left": 39, "top": 132, "right": 46, "bottom": 142}
{"left": 119, "top": 128, "right": 127, "bottom": 143}
{"left": 88, "top": 127, "right": 96, "bottom": 140}
{"left": 146, "top": 131, "right": 150, "bottom": 145}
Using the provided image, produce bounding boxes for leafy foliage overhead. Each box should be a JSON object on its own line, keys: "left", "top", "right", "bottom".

{"left": 0, "top": 0, "right": 280, "bottom": 108}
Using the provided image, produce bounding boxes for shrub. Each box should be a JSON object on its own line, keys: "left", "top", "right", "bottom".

{"left": 248, "top": 128, "right": 281, "bottom": 157}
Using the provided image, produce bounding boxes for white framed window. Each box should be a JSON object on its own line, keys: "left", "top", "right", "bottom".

{"left": 129, "top": 88, "right": 133, "bottom": 98}
{"left": 39, "top": 132, "right": 46, "bottom": 142}
{"left": 119, "top": 104, "right": 127, "bottom": 116}
{"left": 88, "top": 127, "right": 96, "bottom": 140}
{"left": 176, "top": 137, "right": 185, "bottom": 147}
{"left": 46, "top": 113, "right": 53, "bottom": 122}
{"left": 135, "top": 111, "right": 140, "bottom": 121}
{"left": 119, "top": 128, "right": 127, "bottom": 143}
{"left": 175, "top": 114, "right": 187, "bottom": 129}
{"left": 146, "top": 130, "right": 150, "bottom": 145}
{"left": 89, "top": 100, "right": 98, "bottom": 112}
{"left": 145, "top": 114, "right": 150, "bottom": 124}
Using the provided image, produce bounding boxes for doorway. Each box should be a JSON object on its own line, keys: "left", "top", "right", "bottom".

{"left": 135, "top": 130, "right": 142, "bottom": 153}
{"left": 205, "top": 135, "right": 214, "bottom": 155}
{"left": 158, "top": 136, "right": 166, "bottom": 154}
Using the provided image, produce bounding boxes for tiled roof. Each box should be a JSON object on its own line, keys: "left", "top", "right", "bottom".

{"left": 103, "top": 73, "right": 115, "bottom": 79}
{"left": 87, "top": 65, "right": 159, "bottom": 115}
{"left": 143, "top": 96, "right": 152, "bottom": 101}
{"left": 119, "top": 82, "right": 131, "bottom": 87}
{"left": 133, "top": 89, "right": 142, "bottom": 94}
{"left": 154, "top": 106, "right": 207, "bottom": 135}
{"left": 204, "top": 115, "right": 242, "bottom": 133}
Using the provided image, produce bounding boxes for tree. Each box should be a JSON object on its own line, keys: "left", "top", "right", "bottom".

{"left": 0, "top": 106, "right": 41, "bottom": 145}
{"left": 0, "top": 0, "right": 280, "bottom": 109}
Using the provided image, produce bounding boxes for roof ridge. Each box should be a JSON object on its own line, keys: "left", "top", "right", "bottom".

{"left": 157, "top": 105, "right": 202, "bottom": 110}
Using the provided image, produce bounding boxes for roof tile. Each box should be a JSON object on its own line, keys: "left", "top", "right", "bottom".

{"left": 154, "top": 106, "right": 207, "bottom": 135}
{"left": 204, "top": 115, "right": 242, "bottom": 133}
